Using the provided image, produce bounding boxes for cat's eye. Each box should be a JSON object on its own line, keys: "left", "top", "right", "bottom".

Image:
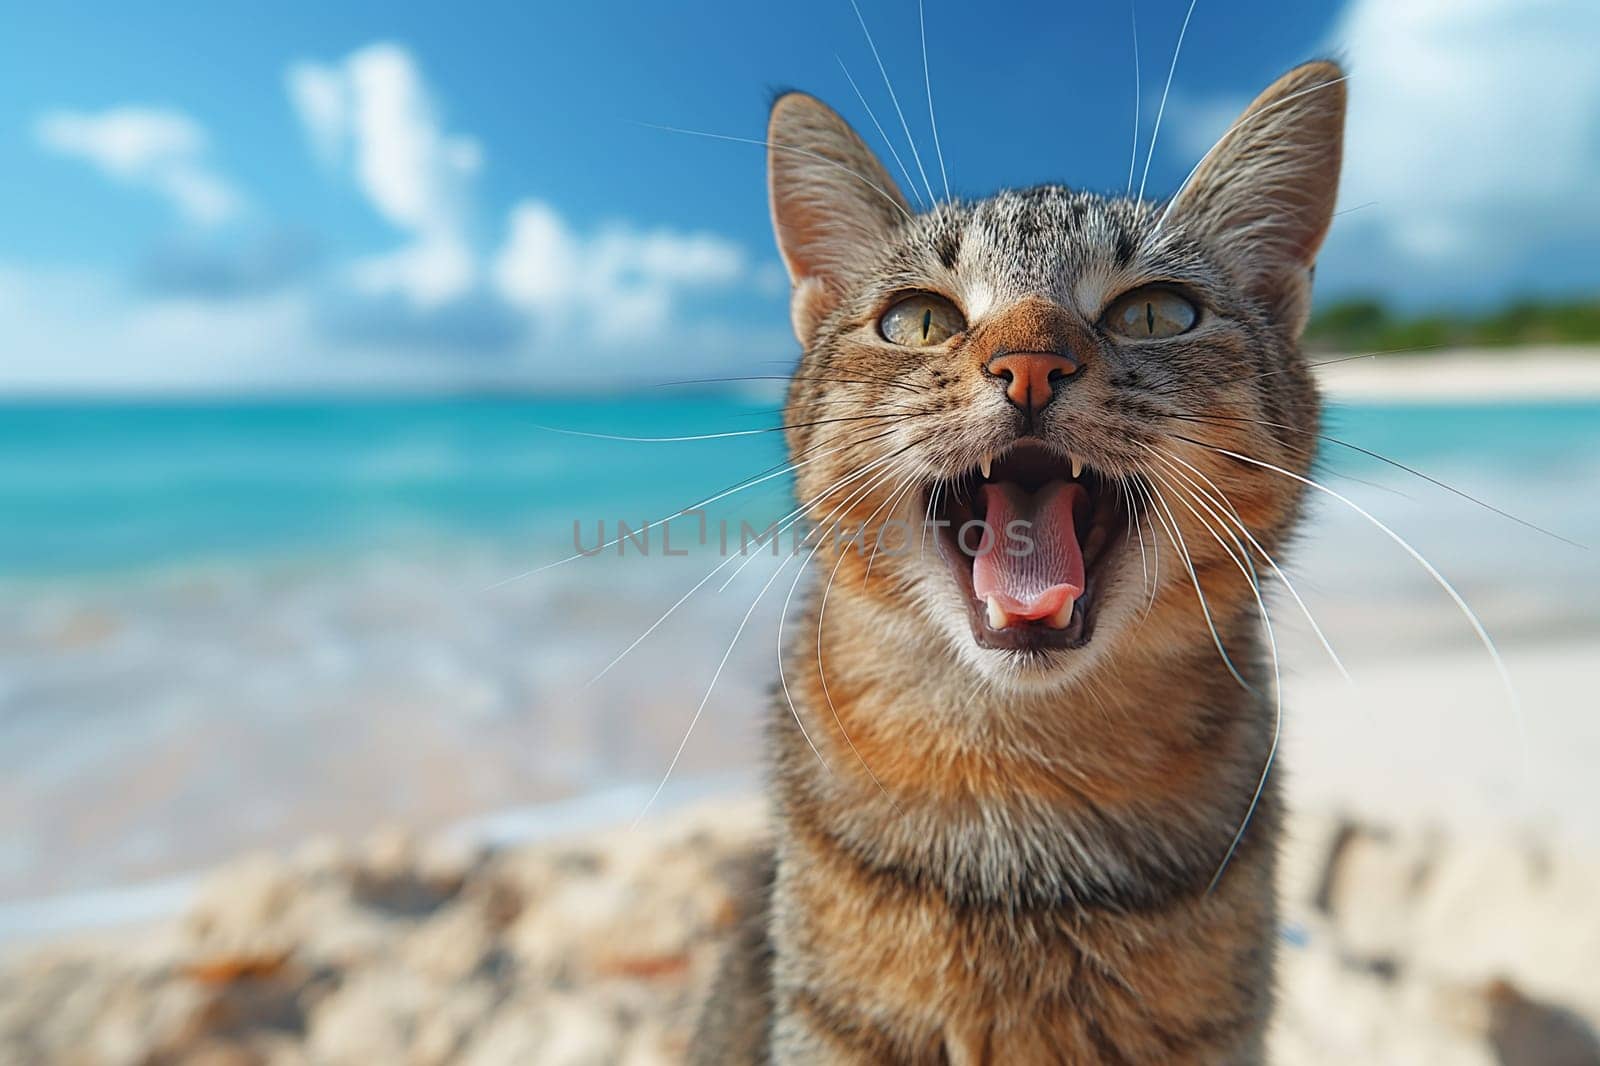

{"left": 1103, "top": 287, "right": 1199, "bottom": 340}
{"left": 878, "top": 293, "right": 966, "bottom": 348}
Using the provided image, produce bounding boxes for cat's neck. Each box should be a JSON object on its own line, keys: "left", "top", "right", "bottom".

{"left": 773, "top": 576, "right": 1278, "bottom": 907}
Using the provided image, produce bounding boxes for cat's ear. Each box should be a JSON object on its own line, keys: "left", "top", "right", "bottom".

{"left": 767, "top": 92, "right": 910, "bottom": 342}
{"left": 1168, "top": 60, "right": 1346, "bottom": 337}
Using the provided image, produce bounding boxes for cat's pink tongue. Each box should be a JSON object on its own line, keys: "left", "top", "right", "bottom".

{"left": 972, "top": 481, "right": 1087, "bottom": 625}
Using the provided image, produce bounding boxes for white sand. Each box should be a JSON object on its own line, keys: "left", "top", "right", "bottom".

{"left": 1315, "top": 345, "right": 1600, "bottom": 400}
{"left": 1284, "top": 638, "right": 1600, "bottom": 845}
{"left": 4, "top": 792, "right": 1599, "bottom": 1065}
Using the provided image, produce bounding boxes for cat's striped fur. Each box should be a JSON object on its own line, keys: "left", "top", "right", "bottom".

{"left": 693, "top": 60, "right": 1346, "bottom": 1064}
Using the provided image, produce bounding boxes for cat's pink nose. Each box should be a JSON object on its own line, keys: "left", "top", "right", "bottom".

{"left": 985, "top": 351, "right": 1079, "bottom": 414}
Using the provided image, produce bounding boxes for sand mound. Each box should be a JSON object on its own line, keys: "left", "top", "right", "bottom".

{"left": 2, "top": 801, "right": 1596, "bottom": 1065}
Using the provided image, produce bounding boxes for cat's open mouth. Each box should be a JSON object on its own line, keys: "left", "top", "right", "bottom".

{"left": 930, "top": 441, "right": 1124, "bottom": 653}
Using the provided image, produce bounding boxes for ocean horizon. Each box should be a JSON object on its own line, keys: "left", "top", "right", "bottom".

{"left": 2, "top": 393, "right": 1597, "bottom": 903}
{"left": 3, "top": 392, "right": 1596, "bottom": 573}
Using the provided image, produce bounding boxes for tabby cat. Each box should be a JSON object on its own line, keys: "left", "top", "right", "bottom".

{"left": 692, "top": 59, "right": 1347, "bottom": 1064}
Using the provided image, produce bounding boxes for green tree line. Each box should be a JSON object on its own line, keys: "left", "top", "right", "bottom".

{"left": 1304, "top": 296, "right": 1600, "bottom": 353}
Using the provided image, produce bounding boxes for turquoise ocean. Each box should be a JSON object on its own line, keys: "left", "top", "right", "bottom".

{"left": 0, "top": 396, "right": 1596, "bottom": 576}
{"left": 1, "top": 394, "right": 1597, "bottom": 904}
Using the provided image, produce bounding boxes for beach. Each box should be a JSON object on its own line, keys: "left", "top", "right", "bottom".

{"left": 1, "top": 350, "right": 1598, "bottom": 1060}
{"left": 1315, "top": 346, "right": 1600, "bottom": 401}
{"left": 3, "top": 791, "right": 1599, "bottom": 1064}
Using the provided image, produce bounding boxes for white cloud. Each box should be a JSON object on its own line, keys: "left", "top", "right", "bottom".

{"left": 490, "top": 202, "right": 580, "bottom": 319}
{"left": 285, "top": 41, "right": 754, "bottom": 340}
{"left": 1160, "top": 0, "right": 1600, "bottom": 300}
{"left": 1331, "top": 0, "right": 1600, "bottom": 271}
{"left": 285, "top": 41, "right": 753, "bottom": 335}
{"left": 284, "top": 65, "right": 347, "bottom": 168}
{"left": 349, "top": 236, "right": 475, "bottom": 309}
{"left": 6, "top": 42, "right": 773, "bottom": 393}
{"left": 0, "top": 264, "right": 318, "bottom": 392}
{"left": 286, "top": 43, "right": 481, "bottom": 308}
{"left": 493, "top": 200, "right": 745, "bottom": 343}
{"left": 0, "top": 260, "right": 789, "bottom": 394}
{"left": 35, "top": 107, "right": 242, "bottom": 226}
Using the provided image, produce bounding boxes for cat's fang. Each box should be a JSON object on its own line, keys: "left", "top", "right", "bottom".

{"left": 984, "top": 593, "right": 1074, "bottom": 630}
{"left": 1046, "top": 596, "right": 1076, "bottom": 629}
{"left": 985, "top": 595, "right": 1011, "bottom": 629}
{"left": 1069, "top": 454, "right": 1084, "bottom": 479}
{"left": 979, "top": 453, "right": 993, "bottom": 480}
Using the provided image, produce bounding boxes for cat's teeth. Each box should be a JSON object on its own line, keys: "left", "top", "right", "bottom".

{"left": 1069, "top": 454, "right": 1085, "bottom": 479}
{"left": 979, "top": 453, "right": 993, "bottom": 479}
{"left": 985, "top": 595, "right": 1011, "bottom": 630}
{"left": 1045, "top": 595, "right": 1077, "bottom": 630}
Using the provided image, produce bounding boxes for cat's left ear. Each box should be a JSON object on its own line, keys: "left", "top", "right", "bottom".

{"left": 768, "top": 92, "right": 911, "bottom": 343}
{"left": 1168, "top": 60, "right": 1346, "bottom": 337}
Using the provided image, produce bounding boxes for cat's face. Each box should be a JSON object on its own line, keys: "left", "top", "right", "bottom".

{"left": 769, "top": 62, "right": 1345, "bottom": 691}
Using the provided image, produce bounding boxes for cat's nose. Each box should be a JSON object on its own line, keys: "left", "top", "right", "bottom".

{"left": 985, "top": 350, "right": 1080, "bottom": 415}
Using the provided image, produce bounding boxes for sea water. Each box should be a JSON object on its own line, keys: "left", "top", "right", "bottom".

{"left": 1, "top": 393, "right": 1596, "bottom": 902}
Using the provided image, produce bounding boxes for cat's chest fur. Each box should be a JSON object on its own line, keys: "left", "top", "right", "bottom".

{"left": 761, "top": 698, "right": 1280, "bottom": 1065}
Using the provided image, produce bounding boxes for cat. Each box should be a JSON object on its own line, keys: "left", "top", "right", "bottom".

{"left": 691, "top": 59, "right": 1346, "bottom": 1065}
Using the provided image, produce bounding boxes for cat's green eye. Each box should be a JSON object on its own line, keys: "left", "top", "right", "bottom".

{"left": 879, "top": 293, "right": 966, "bottom": 348}
{"left": 1104, "top": 287, "right": 1199, "bottom": 340}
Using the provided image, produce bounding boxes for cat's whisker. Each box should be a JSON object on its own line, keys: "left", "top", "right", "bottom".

{"left": 1145, "top": 469, "right": 1271, "bottom": 700}
{"left": 777, "top": 459, "right": 932, "bottom": 778}
{"left": 1142, "top": 476, "right": 1254, "bottom": 691}
{"left": 1148, "top": 471, "right": 1285, "bottom": 895}
{"left": 778, "top": 548, "right": 836, "bottom": 777}
{"left": 751, "top": 394, "right": 928, "bottom": 420}
{"left": 1333, "top": 199, "right": 1379, "bottom": 218}
{"left": 593, "top": 550, "right": 753, "bottom": 688}
{"left": 1147, "top": 466, "right": 1258, "bottom": 603}
{"left": 846, "top": 0, "right": 938, "bottom": 206}
{"left": 1180, "top": 435, "right": 1531, "bottom": 778}
{"left": 587, "top": 438, "right": 911, "bottom": 687}
{"left": 639, "top": 122, "right": 913, "bottom": 224}
{"left": 1125, "top": 1, "right": 1142, "bottom": 197}
{"left": 953, "top": 679, "right": 982, "bottom": 715}
{"left": 815, "top": 457, "right": 932, "bottom": 814}
{"left": 775, "top": 451, "right": 938, "bottom": 776}
{"left": 484, "top": 422, "right": 912, "bottom": 590}
{"left": 1145, "top": 443, "right": 1349, "bottom": 679}
{"left": 1136, "top": 0, "right": 1200, "bottom": 204}
{"left": 1130, "top": 479, "right": 1163, "bottom": 619}
{"left": 863, "top": 474, "right": 922, "bottom": 583}
{"left": 716, "top": 455, "right": 896, "bottom": 594}
{"left": 637, "top": 445, "right": 934, "bottom": 824}
{"left": 529, "top": 407, "right": 931, "bottom": 445}
{"left": 837, "top": 55, "right": 928, "bottom": 212}
{"left": 1329, "top": 471, "right": 1416, "bottom": 500}
{"left": 1125, "top": 480, "right": 1150, "bottom": 602}
{"left": 633, "top": 544, "right": 802, "bottom": 827}
{"left": 1149, "top": 343, "right": 1449, "bottom": 400}
{"left": 1170, "top": 411, "right": 1585, "bottom": 549}
{"left": 654, "top": 373, "right": 921, "bottom": 394}
{"left": 771, "top": 446, "right": 934, "bottom": 776}
{"left": 1152, "top": 73, "right": 1349, "bottom": 232}
{"left": 917, "top": 0, "right": 950, "bottom": 201}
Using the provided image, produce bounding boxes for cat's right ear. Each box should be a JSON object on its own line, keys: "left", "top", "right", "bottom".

{"left": 767, "top": 92, "right": 910, "bottom": 342}
{"left": 1166, "top": 61, "right": 1346, "bottom": 338}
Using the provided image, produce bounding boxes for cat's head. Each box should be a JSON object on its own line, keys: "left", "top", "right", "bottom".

{"left": 768, "top": 62, "right": 1346, "bottom": 691}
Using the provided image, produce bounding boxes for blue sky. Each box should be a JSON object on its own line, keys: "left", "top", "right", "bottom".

{"left": 1, "top": 0, "right": 1597, "bottom": 392}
